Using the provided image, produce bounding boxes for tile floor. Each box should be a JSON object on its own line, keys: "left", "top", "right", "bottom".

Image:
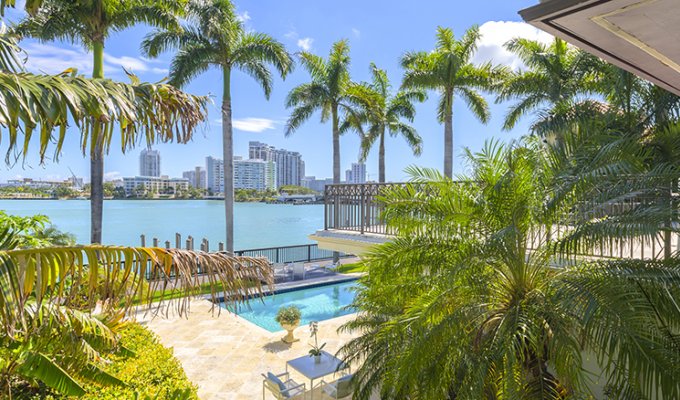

{"left": 139, "top": 298, "right": 364, "bottom": 399}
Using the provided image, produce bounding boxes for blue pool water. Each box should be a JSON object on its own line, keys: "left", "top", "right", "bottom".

{"left": 223, "top": 281, "right": 358, "bottom": 332}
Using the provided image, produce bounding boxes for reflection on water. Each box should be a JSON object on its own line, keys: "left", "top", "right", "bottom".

{"left": 0, "top": 200, "right": 324, "bottom": 248}
{"left": 223, "top": 281, "right": 357, "bottom": 332}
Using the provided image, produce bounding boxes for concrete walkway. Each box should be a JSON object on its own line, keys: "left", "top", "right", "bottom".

{"left": 139, "top": 285, "right": 367, "bottom": 399}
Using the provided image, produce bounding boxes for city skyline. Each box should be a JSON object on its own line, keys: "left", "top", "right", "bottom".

{"left": 0, "top": 0, "right": 543, "bottom": 184}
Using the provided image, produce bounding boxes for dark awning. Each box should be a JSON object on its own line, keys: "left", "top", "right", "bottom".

{"left": 520, "top": 0, "right": 680, "bottom": 95}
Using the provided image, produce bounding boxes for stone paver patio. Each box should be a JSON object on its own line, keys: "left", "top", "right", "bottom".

{"left": 138, "top": 297, "right": 363, "bottom": 399}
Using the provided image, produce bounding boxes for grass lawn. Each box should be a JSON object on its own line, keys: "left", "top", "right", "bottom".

{"left": 134, "top": 278, "right": 260, "bottom": 305}
{"left": 334, "top": 262, "right": 367, "bottom": 274}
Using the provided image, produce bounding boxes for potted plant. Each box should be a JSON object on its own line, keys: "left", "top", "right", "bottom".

{"left": 276, "top": 305, "right": 301, "bottom": 343}
{"left": 308, "top": 321, "right": 326, "bottom": 363}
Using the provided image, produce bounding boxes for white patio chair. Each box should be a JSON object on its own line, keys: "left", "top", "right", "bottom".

{"left": 320, "top": 373, "right": 354, "bottom": 399}
{"left": 262, "top": 371, "right": 305, "bottom": 399}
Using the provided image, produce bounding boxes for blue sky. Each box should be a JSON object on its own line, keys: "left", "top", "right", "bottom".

{"left": 1, "top": 0, "right": 551, "bottom": 183}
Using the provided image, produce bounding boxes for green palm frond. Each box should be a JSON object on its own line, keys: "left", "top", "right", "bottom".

{"left": 0, "top": 32, "right": 25, "bottom": 72}
{"left": 456, "top": 86, "right": 489, "bottom": 123}
{"left": 167, "top": 42, "right": 215, "bottom": 88}
{"left": 0, "top": 245, "right": 271, "bottom": 334}
{"left": 285, "top": 102, "right": 319, "bottom": 136}
{"left": 108, "top": 2, "right": 184, "bottom": 34}
{"left": 0, "top": 68, "right": 208, "bottom": 165}
{"left": 341, "top": 138, "right": 680, "bottom": 398}
{"left": 233, "top": 32, "right": 293, "bottom": 78}
{"left": 18, "top": 351, "right": 86, "bottom": 396}
{"left": 297, "top": 51, "right": 327, "bottom": 81}
{"left": 142, "top": 26, "right": 207, "bottom": 59}
{"left": 238, "top": 59, "right": 274, "bottom": 98}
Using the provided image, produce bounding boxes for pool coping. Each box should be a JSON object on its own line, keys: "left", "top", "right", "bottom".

{"left": 207, "top": 273, "right": 362, "bottom": 303}
{"left": 209, "top": 274, "right": 362, "bottom": 333}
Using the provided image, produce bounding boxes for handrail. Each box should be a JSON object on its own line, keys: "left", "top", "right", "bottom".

{"left": 323, "top": 182, "right": 678, "bottom": 261}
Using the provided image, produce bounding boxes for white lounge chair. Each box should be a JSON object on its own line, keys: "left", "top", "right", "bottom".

{"left": 292, "top": 262, "right": 306, "bottom": 280}
{"left": 262, "top": 371, "right": 305, "bottom": 399}
{"left": 320, "top": 373, "right": 354, "bottom": 399}
{"left": 272, "top": 263, "right": 292, "bottom": 282}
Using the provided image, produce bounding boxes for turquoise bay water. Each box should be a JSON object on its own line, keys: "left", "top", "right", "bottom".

{"left": 225, "top": 281, "right": 357, "bottom": 332}
{"left": 0, "top": 200, "right": 323, "bottom": 249}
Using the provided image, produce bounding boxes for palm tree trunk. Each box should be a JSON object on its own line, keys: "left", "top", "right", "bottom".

{"left": 332, "top": 103, "right": 340, "bottom": 263}
{"left": 222, "top": 67, "right": 234, "bottom": 253}
{"left": 664, "top": 179, "right": 673, "bottom": 259}
{"left": 90, "top": 40, "right": 105, "bottom": 244}
{"left": 444, "top": 90, "right": 454, "bottom": 178}
{"left": 332, "top": 104, "right": 341, "bottom": 183}
{"left": 378, "top": 130, "right": 385, "bottom": 183}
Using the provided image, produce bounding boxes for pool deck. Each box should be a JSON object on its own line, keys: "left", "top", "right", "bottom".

{"left": 137, "top": 267, "right": 371, "bottom": 399}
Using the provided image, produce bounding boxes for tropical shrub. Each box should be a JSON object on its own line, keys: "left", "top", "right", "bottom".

{"left": 340, "top": 141, "right": 680, "bottom": 400}
{"left": 0, "top": 211, "right": 75, "bottom": 247}
{"left": 10, "top": 323, "right": 198, "bottom": 399}
{"left": 275, "top": 306, "right": 301, "bottom": 326}
{"left": 79, "top": 323, "right": 198, "bottom": 400}
{"left": 0, "top": 226, "right": 272, "bottom": 396}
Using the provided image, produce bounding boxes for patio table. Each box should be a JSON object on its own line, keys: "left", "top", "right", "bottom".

{"left": 286, "top": 350, "right": 349, "bottom": 399}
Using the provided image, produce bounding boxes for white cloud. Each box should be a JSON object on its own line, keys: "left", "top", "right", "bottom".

{"left": 232, "top": 118, "right": 276, "bottom": 133}
{"left": 472, "top": 21, "right": 554, "bottom": 70}
{"left": 284, "top": 30, "right": 297, "bottom": 40}
{"left": 237, "top": 11, "right": 251, "bottom": 22}
{"left": 21, "top": 42, "right": 169, "bottom": 76}
{"left": 104, "top": 171, "right": 122, "bottom": 181}
{"left": 297, "top": 37, "right": 313, "bottom": 51}
{"left": 352, "top": 28, "right": 361, "bottom": 38}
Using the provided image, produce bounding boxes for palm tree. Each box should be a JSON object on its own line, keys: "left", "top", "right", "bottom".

{"left": 14, "top": 0, "right": 186, "bottom": 245}
{"left": 286, "top": 40, "right": 361, "bottom": 184}
{"left": 497, "top": 38, "right": 596, "bottom": 133}
{"left": 401, "top": 26, "right": 504, "bottom": 178}
{"left": 0, "top": 31, "right": 207, "bottom": 180}
{"left": 142, "top": 0, "right": 293, "bottom": 253}
{"left": 541, "top": 58, "right": 680, "bottom": 260}
{"left": 339, "top": 141, "right": 680, "bottom": 399}
{"left": 0, "top": 225, "right": 271, "bottom": 396}
{"left": 352, "top": 63, "right": 425, "bottom": 183}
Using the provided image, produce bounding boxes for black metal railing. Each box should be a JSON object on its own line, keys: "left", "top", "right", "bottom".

{"left": 234, "top": 243, "right": 346, "bottom": 264}
{"left": 323, "top": 182, "right": 678, "bottom": 261}
{"left": 144, "top": 243, "right": 347, "bottom": 279}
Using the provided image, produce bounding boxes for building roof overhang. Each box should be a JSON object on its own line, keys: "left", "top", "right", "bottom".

{"left": 520, "top": 0, "right": 680, "bottom": 95}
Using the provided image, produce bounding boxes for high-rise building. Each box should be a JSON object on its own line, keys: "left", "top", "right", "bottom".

{"left": 345, "top": 162, "right": 367, "bottom": 184}
{"left": 139, "top": 149, "right": 161, "bottom": 177}
{"left": 302, "top": 176, "right": 334, "bottom": 193}
{"left": 233, "top": 157, "right": 277, "bottom": 191}
{"left": 182, "top": 166, "right": 207, "bottom": 189}
{"left": 248, "top": 141, "right": 305, "bottom": 187}
{"left": 249, "top": 141, "right": 275, "bottom": 161}
{"left": 205, "top": 156, "right": 224, "bottom": 194}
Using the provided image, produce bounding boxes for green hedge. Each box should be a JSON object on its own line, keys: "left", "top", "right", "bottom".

{"left": 80, "top": 322, "right": 198, "bottom": 400}
{"left": 16, "top": 322, "right": 197, "bottom": 399}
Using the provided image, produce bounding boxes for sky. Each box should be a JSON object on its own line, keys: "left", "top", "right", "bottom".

{"left": 0, "top": 0, "right": 552, "bottom": 183}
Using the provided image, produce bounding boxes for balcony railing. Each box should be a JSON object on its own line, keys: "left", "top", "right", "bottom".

{"left": 324, "top": 182, "right": 678, "bottom": 261}
{"left": 324, "top": 182, "right": 436, "bottom": 235}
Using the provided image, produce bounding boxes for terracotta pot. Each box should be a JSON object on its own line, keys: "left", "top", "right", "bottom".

{"left": 280, "top": 320, "right": 300, "bottom": 343}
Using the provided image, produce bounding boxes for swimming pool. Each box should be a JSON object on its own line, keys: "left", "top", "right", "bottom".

{"left": 222, "top": 280, "right": 358, "bottom": 332}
